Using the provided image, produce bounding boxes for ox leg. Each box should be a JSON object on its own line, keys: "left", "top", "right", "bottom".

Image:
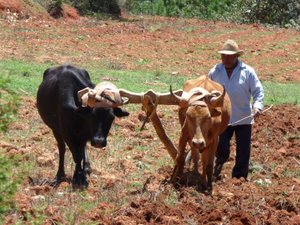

{"left": 191, "top": 147, "right": 200, "bottom": 173}
{"left": 178, "top": 108, "right": 186, "bottom": 127}
{"left": 202, "top": 143, "right": 217, "bottom": 194}
{"left": 68, "top": 142, "right": 88, "bottom": 189}
{"left": 171, "top": 152, "right": 185, "bottom": 183}
{"left": 184, "top": 140, "right": 195, "bottom": 169}
{"left": 171, "top": 125, "right": 189, "bottom": 183}
{"left": 205, "top": 162, "right": 214, "bottom": 194}
{"left": 83, "top": 148, "right": 92, "bottom": 175}
{"left": 52, "top": 130, "right": 67, "bottom": 186}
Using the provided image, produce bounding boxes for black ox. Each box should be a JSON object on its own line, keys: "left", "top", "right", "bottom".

{"left": 37, "top": 65, "right": 129, "bottom": 188}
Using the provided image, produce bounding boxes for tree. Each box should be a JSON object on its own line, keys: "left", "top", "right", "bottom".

{"left": 70, "top": 0, "right": 121, "bottom": 17}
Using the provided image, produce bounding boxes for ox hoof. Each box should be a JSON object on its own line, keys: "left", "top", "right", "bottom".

{"left": 204, "top": 186, "right": 213, "bottom": 195}
{"left": 170, "top": 166, "right": 184, "bottom": 184}
{"left": 212, "top": 174, "right": 222, "bottom": 182}
{"left": 51, "top": 179, "right": 61, "bottom": 187}
{"left": 84, "top": 164, "right": 92, "bottom": 175}
{"left": 72, "top": 171, "right": 88, "bottom": 190}
{"left": 51, "top": 175, "right": 69, "bottom": 187}
{"left": 169, "top": 176, "right": 179, "bottom": 184}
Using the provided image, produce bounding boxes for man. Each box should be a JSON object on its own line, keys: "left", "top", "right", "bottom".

{"left": 208, "top": 39, "right": 264, "bottom": 180}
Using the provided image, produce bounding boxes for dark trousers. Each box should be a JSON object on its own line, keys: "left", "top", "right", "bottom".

{"left": 215, "top": 124, "right": 252, "bottom": 179}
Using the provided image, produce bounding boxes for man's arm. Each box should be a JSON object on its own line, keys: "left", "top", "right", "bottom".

{"left": 250, "top": 70, "right": 264, "bottom": 115}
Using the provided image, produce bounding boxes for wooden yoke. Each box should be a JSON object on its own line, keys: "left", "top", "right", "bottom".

{"left": 142, "top": 95, "right": 178, "bottom": 161}
{"left": 78, "top": 82, "right": 181, "bottom": 161}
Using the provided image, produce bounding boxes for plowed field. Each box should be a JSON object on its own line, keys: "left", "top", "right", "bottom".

{"left": 0, "top": 4, "right": 299, "bottom": 224}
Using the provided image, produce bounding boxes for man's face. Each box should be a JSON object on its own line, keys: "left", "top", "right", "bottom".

{"left": 221, "top": 54, "right": 238, "bottom": 69}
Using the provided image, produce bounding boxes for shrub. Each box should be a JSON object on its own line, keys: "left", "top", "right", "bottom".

{"left": 47, "top": 0, "right": 64, "bottom": 18}
{"left": 0, "top": 76, "right": 19, "bottom": 132}
{"left": 126, "top": 0, "right": 300, "bottom": 28}
{"left": 0, "top": 76, "right": 21, "bottom": 220}
{"left": 126, "top": 0, "right": 236, "bottom": 19}
{"left": 237, "top": 0, "right": 300, "bottom": 28}
{"left": 70, "top": 0, "right": 121, "bottom": 17}
{"left": 0, "top": 154, "right": 21, "bottom": 218}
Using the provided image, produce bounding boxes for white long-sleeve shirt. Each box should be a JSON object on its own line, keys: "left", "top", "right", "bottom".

{"left": 208, "top": 60, "right": 264, "bottom": 126}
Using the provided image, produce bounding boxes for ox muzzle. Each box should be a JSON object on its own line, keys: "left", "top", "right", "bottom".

{"left": 91, "top": 136, "right": 107, "bottom": 148}
{"left": 191, "top": 138, "right": 206, "bottom": 152}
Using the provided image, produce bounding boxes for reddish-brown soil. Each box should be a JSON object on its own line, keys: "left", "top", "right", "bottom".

{"left": 0, "top": 0, "right": 23, "bottom": 12}
{"left": 0, "top": 2, "right": 299, "bottom": 224}
{"left": 0, "top": 0, "right": 79, "bottom": 19}
{"left": 1, "top": 98, "right": 299, "bottom": 224}
{"left": 0, "top": 9, "right": 299, "bottom": 82}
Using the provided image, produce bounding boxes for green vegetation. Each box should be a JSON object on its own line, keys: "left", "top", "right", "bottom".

{"left": 32, "top": 1, "right": 300, "bottom": 28}
{"left": 0, "top": 76, "right": 19, "bottom": 132}
{"left": 0, "top": 66, "right": 21, "bottom": 221}
{"left": 0, "top": 155, "right": 24, "bottom": 220}
{"left": 126, "top": 0, "right": 300, "bottom": 28}
{"left": 0, "top": 60, "right": 185, "bottom": 95}
{"left": 127, "top": 0, "right": 235, "bottom": 19}
{"left": 70, "top": 0, "right": 121, "bottom": 17}
{"left": 47, "top": 0, "right": 64, "bottom": 18}
{"left": 263, "top": 81, "right": 300, "bottom": 105}
{"left": 0, "top": 60, "right": 299, "bottom": 105}
{"left": 0, "top": 61, "right": 48, "bottom": 97}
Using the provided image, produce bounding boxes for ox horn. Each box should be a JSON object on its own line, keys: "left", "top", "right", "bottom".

{"left": 209, "top": 86, "right": 226, "bottom": 107}
{"left": 170, "top": 85, "right": 183, "bottom": 102}
{"left": 170, "top": 85, "right": 190, "bottom": 108}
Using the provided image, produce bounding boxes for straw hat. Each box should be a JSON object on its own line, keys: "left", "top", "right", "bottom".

{"left": 218, "top": 39, "right": 244, "bottom": 56}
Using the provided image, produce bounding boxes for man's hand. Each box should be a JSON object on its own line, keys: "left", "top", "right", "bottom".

{"left": 252, "top": 108, "right": 262, "bottom": 118}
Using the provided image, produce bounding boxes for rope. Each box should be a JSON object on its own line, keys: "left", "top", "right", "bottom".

{"left": 188, "top": 94, "right": 206, "bottom": 106}
{"left": 100, "top": 89, "right": 116, "bottom": 104}
{"left": 228, "top": 104, "right": 273, "bottom": 126}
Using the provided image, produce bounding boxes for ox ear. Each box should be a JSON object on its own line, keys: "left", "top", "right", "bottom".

{"left": 113, "top": 107, "right": 130, "bottom": 117}
{"left": 210, "top": 108, "right": 221, "bottom": 117}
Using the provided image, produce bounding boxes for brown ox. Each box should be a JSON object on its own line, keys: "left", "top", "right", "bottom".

{"left": 171, "top": 75, "right": 231, "bottom": 192}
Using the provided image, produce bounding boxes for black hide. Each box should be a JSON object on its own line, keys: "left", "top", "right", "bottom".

{"left": 36, "top": 64, "right": 129, "bottom": 188}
